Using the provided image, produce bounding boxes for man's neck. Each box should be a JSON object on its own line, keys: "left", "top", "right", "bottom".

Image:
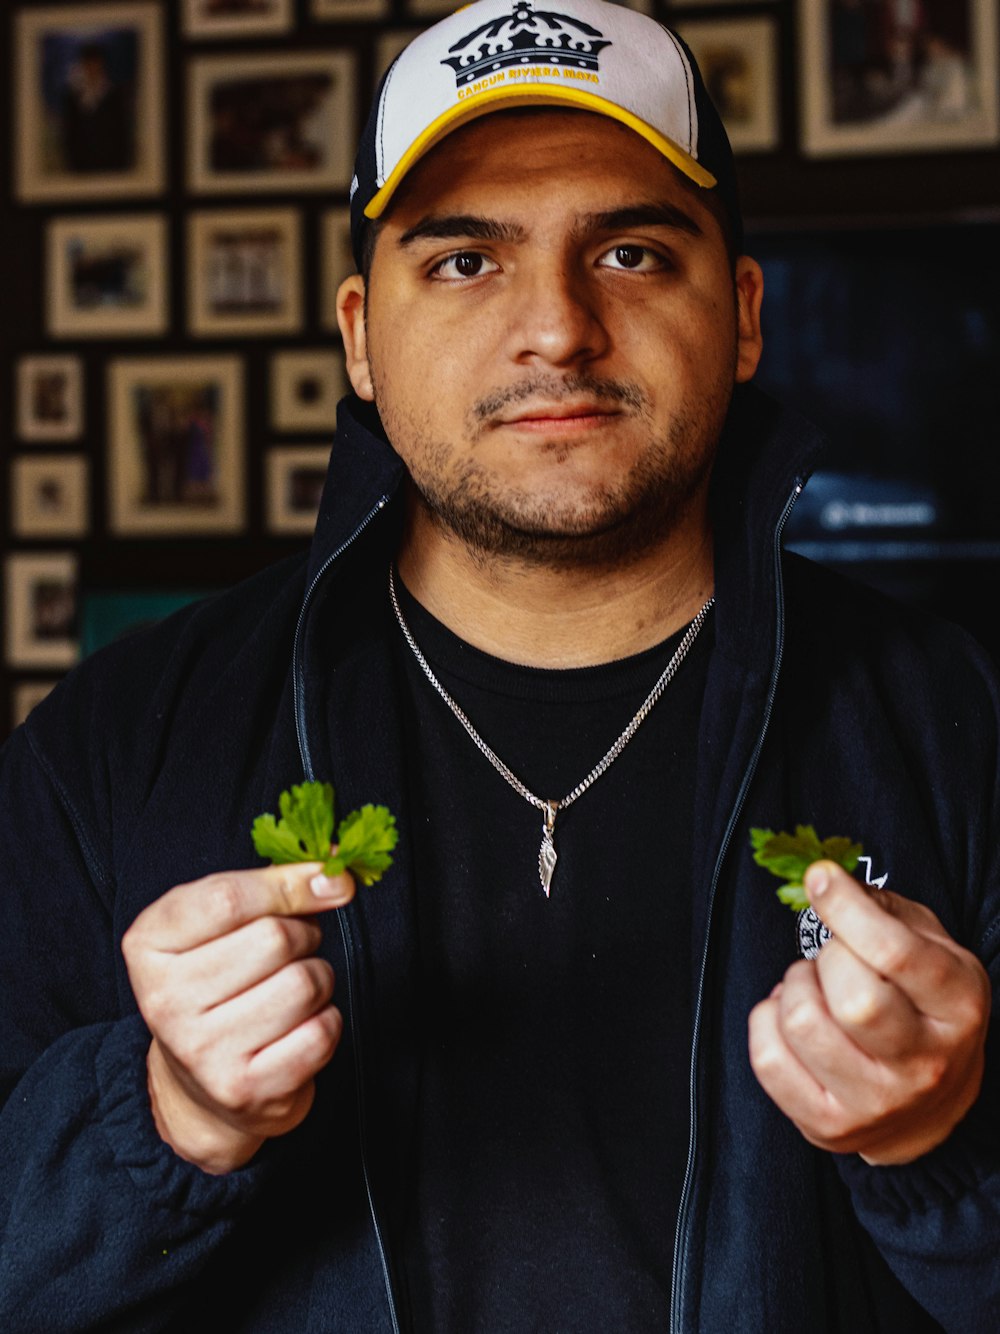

{"left": 395, "top": 507, "right": 715, "bottom": 670}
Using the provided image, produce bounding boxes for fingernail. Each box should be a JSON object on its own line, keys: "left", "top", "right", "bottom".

{"left": 805, "top": 864, "right": 830, "bottom": 899}
{"left": 310, "top": 873, "right": 345, "bottom": 900}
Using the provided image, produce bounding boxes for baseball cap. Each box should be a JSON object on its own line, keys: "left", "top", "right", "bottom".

{"left": 349, "top": 0, "right": 742, "bottom": 266}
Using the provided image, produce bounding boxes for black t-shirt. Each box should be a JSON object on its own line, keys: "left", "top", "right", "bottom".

{"left": 390, "top": 579, "right": 713, "bottom": 1332}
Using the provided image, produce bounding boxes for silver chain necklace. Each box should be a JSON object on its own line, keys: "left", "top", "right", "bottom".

{"left": 389, "top": 565, "right": 714, "bottom": 897}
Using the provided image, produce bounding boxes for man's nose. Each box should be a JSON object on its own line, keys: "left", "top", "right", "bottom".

{"left": 504, "top": 258, "right": 610, "bottom": 368}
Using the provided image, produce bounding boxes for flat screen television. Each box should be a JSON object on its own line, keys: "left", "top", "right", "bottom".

{"left": 746, "top": 219, "right": 1000, "bottom": 661}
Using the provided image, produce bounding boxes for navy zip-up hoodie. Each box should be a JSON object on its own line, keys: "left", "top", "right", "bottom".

{"left": 1, "top": 386, "right": 999, "bottom": 1332}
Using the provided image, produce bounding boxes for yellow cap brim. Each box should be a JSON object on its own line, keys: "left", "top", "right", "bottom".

{"left": 363, "top": 84, "right": 717, "bottom": 220}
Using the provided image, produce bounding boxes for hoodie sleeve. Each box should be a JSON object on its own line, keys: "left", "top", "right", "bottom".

{"left": 833, "top": 648, "right": 1000, "bottom": 1334}
{"left": 0, "top": 717, "right": 273, "bottom": 1333}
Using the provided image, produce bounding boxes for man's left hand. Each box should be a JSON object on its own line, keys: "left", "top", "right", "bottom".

{"left": 748, "top": 861, "right": 991, "bottom": 1165}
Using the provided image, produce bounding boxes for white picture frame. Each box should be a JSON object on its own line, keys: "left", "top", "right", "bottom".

{"left": 188, "top": 209, "right": 302, "bottom": 337}
{"left": 265, "top": 446, "right": 331, "bottom": 535}
{"left": 321, "top": 207, "right": 357, "bottom": 331}
{"left": 312, "top": 0, "right": 390, "bottom": 22}
{"left": 182, "top": 0, "right": 294, "bottom": 40}
{"left": 47, "top": 214, "right": 169, "bottom": 338}
{"left": 107, "top": 356, "right": 246, "bottom": 536}
{"left": 16, "top": 356, "right": 85, "bottom": 442}
{"left": 5, "top": 552, "right": 80, "bottom": 670}
{"left": 271, "top": 350, "right": 348, "bottom": 432}
{"left": 14, "top": 2, "right": 165, "bottom": 202}
{"left": 799, "top": 0, "right": 1000, "bottom": 156}
{"left": 188, "top": 51, "right": 356, "bottom": 194}
{"left": 675, "top": 17, "right": 780, "bottom": 153}
{"left": 11, "top": 456, "right": 90, "bottom": 539}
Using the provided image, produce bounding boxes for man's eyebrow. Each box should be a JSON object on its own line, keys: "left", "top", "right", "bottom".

{"left": 576, "top": 204, "right": 704, "bottom": 239}
{"left": 397, "top": 214, "right": 527, "bottom": 247}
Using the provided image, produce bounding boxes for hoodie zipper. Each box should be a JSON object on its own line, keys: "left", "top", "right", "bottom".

{"left": 669, "top": 479, "right": 805, "bottom": 1334}
{"left": 293, "top": 494, "right": 403, "bottom": 1334}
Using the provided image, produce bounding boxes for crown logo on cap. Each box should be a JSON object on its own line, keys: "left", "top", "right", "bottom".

{"left": 442, "top": 0, "right": 612, "bottom": 86}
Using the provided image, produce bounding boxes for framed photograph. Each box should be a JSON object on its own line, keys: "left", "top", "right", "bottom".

{"left": 16, "top": 356, "right": 84, "bottom": 442}
{"left": 11, "top": 456, "right": 90, "bottom": 539}
{"left": 189, "top": 209, "right": 302, "bottom": 337}
{"left": 182, "top": 0, "right": 294, "bottom": 40}
{"left": 11, "top": 680, "right": 60, "bottom": 731}
{"left": 312, "top": 0, "right": 390, "bottom": 21}
{"left": 47, "top": 214, "right": 169, "bottom": 338}
{"left": 265, "top": 446, "right": 331, "bottom": 535}
{"left": 800, "top": 0, "right": 1000, "bottom": 155}
{"left": 406, "top": 0, "right": 458, "bottom": 17}
{"left": 107, "top": 356, "right": 246, "bottom": 536}
{"left": 321, "top": 208, "right": 356, "bottom": 331}
{"left": 14, "top": 3, "right": 165, "bottom": 202}
{"left": 188, "top": 51, "right": 356, "bottom": 194}
{"left": 271, "top": 350, "right": 348, "bottom": 432}
{"left": 4, "top": 553, "right": 79, "bottom": 670}
{"left": 675, "top": 17, "right": 780, "bottom": 152}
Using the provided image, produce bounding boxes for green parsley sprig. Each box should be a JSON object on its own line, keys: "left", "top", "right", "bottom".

{"left": 252, "top": 781, "right": 398, "bottom": 887}
{"left": 750, "top": 824, "right": 862, "bottom": 912}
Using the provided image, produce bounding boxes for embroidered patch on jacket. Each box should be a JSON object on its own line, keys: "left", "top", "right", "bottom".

{"left": 797, "top": 854, "right": 889, "bottom": 960}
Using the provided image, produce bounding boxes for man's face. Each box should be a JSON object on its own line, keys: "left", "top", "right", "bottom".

{"left": 339, "top": 110, "right": 763, "bottom": 569}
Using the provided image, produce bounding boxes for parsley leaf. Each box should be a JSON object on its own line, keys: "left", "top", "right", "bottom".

{"left": 252, "top": 781, "right": 398, "bottom": 886}
{"left": 749, "top": 824, "right": 862, "bottom": 912}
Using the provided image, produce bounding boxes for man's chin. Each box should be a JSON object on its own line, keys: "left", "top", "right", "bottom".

{"left": 425, "top": 494, "right": 697, "bottom": 572}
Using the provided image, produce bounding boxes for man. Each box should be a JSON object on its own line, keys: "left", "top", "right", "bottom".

{"left": 1, "top": 2, "right": 997, "bottom": 1330}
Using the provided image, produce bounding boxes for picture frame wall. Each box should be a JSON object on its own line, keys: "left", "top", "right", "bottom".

{"left": 106, "top": 356, "right": 246, "bottom": 536}
{"left": 182, "top": 0, "right": 295, "bottom": 40}
{"left": 188, "top": 209, "right": 302, "bottom": 337}
{"left": 14, "top": 2, "right": 166, "bottom": 202}
{"left": 11, "top": 456, "right": 90, "bottom": 540}
{"left": 187, "top": 51, "right": 356, "bottom": 195}
{"left": 312, "top": 0, "right": 391, "bottom": 22}
{"left": 265, "top": 446, "right": 332, "bottom": 534}
{"left": 676, "top": 17, "right": 780, "bottom": 153}
{"left": 800, "top": 0, "right": 1000, "bottom": 156}
{"left": 46, "top": 214, "right": 169, "bottom": 338}
{"left": 4, "top": 553, "right": 80, "bottom": 670}
{"left": 271, "top": 350, "right": 347, "bottom": 432}
{"left": 16, "top": 356, "right": 85, "bottom": 442}
{"left": 4, "top": 0, "right": 999, "bottom": 737}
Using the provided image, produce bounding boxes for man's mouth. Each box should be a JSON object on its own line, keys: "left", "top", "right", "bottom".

{"left": 497, "top": 402, "right": 622, "bottom": 432}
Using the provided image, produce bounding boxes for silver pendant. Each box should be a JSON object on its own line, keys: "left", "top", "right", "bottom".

{"left": 538, "top": 801, "right": 558, "bottom": 897}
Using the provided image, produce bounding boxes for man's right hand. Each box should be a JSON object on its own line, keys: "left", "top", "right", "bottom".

{"left": 122, "top": 864, "right": 355, "bottom": 1175}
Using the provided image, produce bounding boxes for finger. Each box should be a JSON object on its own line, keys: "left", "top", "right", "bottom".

{"left": 814, "top": 937, "right": 924, "bottom": 1060}
{"left": 775, "top": 958, "right": 898, "bottom": 1112}
{"left": 246, "top": 1006, "right": 344, "bottom": 1101}
{"left": 748, "top": 991, "right": 832, "bottom": 1126}
{"left": 206, "top": 957, "right": 336, "bottom": 1056}
{"left": 130, "top": 864, "right": 356, "bottom": 953}
{"left": 805, "top": 863, "right": 973, "bottom": 1019}
{"left": 169, "top": 915, "right": 326, "bottom": 1010}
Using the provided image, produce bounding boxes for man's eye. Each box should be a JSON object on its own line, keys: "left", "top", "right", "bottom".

{"left": 598, "top": 245, "right": 663, "bottom": 272}
{"left": 433, "top": 252, "right": 499, "bottom": 280}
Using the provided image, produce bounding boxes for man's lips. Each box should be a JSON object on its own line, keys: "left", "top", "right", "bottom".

{"left": 495, "top": 402, "right": 622, "bottom": 431}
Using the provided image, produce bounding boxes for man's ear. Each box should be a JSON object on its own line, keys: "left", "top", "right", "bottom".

{"left": 734, "top": 256, "right": 764, "bottom": 384}
{"left": 337, "top": 275, "right": 375, "bottom": 401}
